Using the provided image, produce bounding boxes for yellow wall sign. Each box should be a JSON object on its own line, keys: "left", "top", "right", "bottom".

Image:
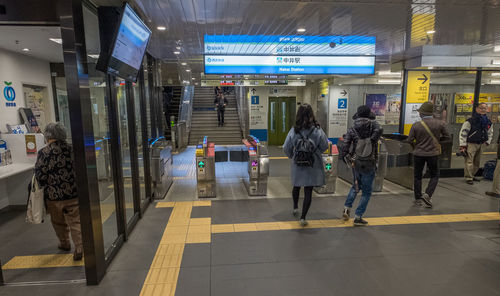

{"left": 455, "top": 93, "right": 500, "bottom": 104}
{"left": 406, "top": 71, "right": 430, "bottom": 103}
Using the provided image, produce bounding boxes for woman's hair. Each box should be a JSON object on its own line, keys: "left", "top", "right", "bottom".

{"left": 44, "top": 122, "right": 67, "bottom": 141}
{"left": 294, "top": 103, "right": 317, "bottom": 133}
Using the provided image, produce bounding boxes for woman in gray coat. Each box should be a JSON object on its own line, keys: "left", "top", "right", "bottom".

{"left": 284, "top": 104, "right": 329, "bottom": 226}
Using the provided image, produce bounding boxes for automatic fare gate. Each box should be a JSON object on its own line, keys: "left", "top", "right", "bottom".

{"left": 196, "top": 136, "right": 216, "bottom": 198}
{"left": 242, "top": 136, "right": 269, "bottom": 196}
{"left": 314, "top": 142, "right": 338, "bottom": 194}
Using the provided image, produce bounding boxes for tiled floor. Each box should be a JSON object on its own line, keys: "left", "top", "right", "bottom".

{"left": 2, "top": 146, "right": 500, "bottom": 295}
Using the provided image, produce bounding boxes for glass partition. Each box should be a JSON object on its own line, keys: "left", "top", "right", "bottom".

{"left": 133, "top": 82, "right": 147, "bottom": 203}
{"left": 83, "top": 4, "right": 118, "bottom": 253}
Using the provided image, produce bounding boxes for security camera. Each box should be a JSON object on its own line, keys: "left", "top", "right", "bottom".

{"left": 329, "top": 42, "right": 337, "bottom": 48}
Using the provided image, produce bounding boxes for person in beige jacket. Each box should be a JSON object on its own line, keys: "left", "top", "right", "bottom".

{"left": 407, "top": 102, "right": 450, "bottom": 208}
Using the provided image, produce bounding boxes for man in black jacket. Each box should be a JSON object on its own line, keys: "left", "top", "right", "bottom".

{"left": 459, "top": 103, "right": 493, "bottom": 184}
{"left": 341, "top": 105, "right": 382, "bottom": 226}
{"left": 214, "top": 94, "right": 228, "bottom": 127}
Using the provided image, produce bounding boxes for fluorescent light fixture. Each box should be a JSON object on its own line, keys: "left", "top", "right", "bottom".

{"left": 490, "top": 79, "right": 500, "bottom": 84}
{"left": 173, "top": 51, "right": 181, "bottom": 55}
{"left": 492, "top": 59, "right": 500, "bottom": 65}
{"left": 297, "top": 28, "right": 306, "bottom": 32}
{"left": 176, "top": 46, "right": 181, "bottom": 50}
{"left": 88, "top": 54, "right": 100, "bottom": 59}
{"left": 186, "top": 69, "right": 191, "bottom": 72}
{"left": 157, "top": 26, "right": 167, "bottom": 31}
{"left": 191, "top": 77, "right": 196, "bottom": 80}
{"left": 426, "top": 30, "right": 435, "bottom": 34}
{"left": 378, "top": 71, "right": 401, "bottom": 76}
{"left": 378, "top": 79, "right": 401, "bottom": 84}
{"left": 490, "top": 72, "right": 500, "bottom": 76}
{"left": 338, "top": 84, "right": 343, "bottom": 86}
{"left": 428, "top": 66, "right": 434, "bottom": 69}
{"left": 181, "top": 62, "right": 187, "bottom": 66}
{"left": 22, "top": 48, "right": 30, "bottom": 52}
{"left": 296, "top": 77, "right": 301, "bottom": 80}
{"left": 49, "top": 38, "right": 62, "bottom": 44}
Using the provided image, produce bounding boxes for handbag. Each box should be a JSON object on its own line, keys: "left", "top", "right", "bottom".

{"left": 26, "top": 174, "right": 46, "bottom": 224}
{"left": 420, "top": 120, "right": 442, "bottom": 155}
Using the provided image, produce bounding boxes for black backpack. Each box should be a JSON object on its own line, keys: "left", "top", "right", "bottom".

{"left": 351, "top": 125, "right": 376, "bottom": 173}
{"left": 293, "top": 128, "right": 316, "bottom": 167}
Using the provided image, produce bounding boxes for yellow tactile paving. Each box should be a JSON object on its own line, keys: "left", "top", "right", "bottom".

{"left": 190, "top": 218, "right": 211, "bottom": 225}
{"left": 187, "top": 224, "right": 211, "bottom": 234}
{"left": 211, "top": 224, "right": 235, "bottom": 233}
{"left": 186, "top": 233, "right": 211, "bottom": 244}
{"left": 3, "top": 254, "right": 84, "bottom": 269}
{"left": 211, "top": 212, "right": 500, "bottom": 235}
{"left": 156, "top": 202, "right": 176, "bottom": 208}
{"left": 193, "top": 200, "right": 212, "bottom": 207}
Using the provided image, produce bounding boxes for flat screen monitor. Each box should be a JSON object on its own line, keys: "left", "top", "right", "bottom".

{"left": 101, "top": 4, "right": 151, "bottom": 82}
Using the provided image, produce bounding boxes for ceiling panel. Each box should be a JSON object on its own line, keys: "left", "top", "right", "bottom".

{"left": 134, "top": 0, "right": 500, "bottom": 84}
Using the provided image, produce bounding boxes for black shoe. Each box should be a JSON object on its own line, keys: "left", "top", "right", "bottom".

{"left": 342, "top": 208, "right": 350, "bottom": 221}
{"left": 473, "top": 177, "right": 481, "bottom": 182}
{"left": 466, "top": 180, "right": 474, "bottom": 185}
{"left": 421, "top": 193, "right": 433, "bottom": 208}
{"left": 353, "top": 217, "right": 368, "bottom": 226}
{"left": 485, "top": 191, "right": 500, "bottom": 198}
{"left": 414, "top": 199, "right": 424, "bottom": 207}
{"left": 58, "top": 243, "right": 71, "bottom": 252}
{"left": 73, "top": 249, "right": 83, "bottom": 261}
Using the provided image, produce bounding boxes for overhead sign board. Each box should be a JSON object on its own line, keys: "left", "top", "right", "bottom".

{"left": 204, "top": 35, "right": 376, "bottom": 55}
{"left": 204, "top": 55, "right": 375, "bottom": 75}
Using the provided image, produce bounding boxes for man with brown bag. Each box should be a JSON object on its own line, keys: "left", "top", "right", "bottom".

{"left": 407, "top": 102, "right": 451, "bottom": 208}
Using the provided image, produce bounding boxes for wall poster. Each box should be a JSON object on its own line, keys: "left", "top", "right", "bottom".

{"left": 365, "top": 94, "right": 386, "bottom": 125}
{"left": 385, "top": 94, "right": 401, "bottom": 125}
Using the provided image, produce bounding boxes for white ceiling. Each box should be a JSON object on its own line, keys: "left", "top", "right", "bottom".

{"left": 0, "top": 26, "right": 63, "bottom": 63}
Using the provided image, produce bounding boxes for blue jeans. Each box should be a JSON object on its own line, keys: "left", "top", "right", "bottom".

{"left": 344, "top": 170, "right": 376, "bottom": 217}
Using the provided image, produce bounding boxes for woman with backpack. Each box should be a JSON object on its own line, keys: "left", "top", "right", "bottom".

{"left": 284, "top": 104, "right": 329, "bottom": 226}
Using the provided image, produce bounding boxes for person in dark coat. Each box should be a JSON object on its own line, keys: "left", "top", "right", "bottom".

{"left": 35, "top": 123, "right": 82, "bottom": 261}
{"left": 283, "top": 104, "right": 329, "bottom": 226}
{"left": 341, "top": 105, "right": 382, "bottom": 226}
{"left": 214, "top": 94, "right": 228, "bottom": 127}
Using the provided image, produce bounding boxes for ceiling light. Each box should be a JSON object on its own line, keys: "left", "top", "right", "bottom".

{"left": 428, "top": 66, "right": 434, "bottom": 69}
{"left": 174, "top": 51, "right": 180, "bottom": 55}
{"left": 186, "top": 69, "right": 191, "bottom": 72}
{"left": 157, "top": 26, "right": 167, "bottom": 31}
{"left": 377, "top": 79, "right": 401, "bottom": 84}
{"left": 338, "top": 84, "right": 343, "bottom": 86}
{"left": 492, "top": 60, "right": 500, "bottom": 65}
{"left": 296, "top": 77, "right": 301, "bottom": 80}
{"left": 88, "top": 54, "right": 100, "bottom": 59}
{"left": 49, "top": 38, "right": 62, "bottom": 44}
{"left": 297, "top": 28, "right": 306, "bottom": 32}
{"left": 22, "top": 48, "right": 30, "bottom": 52}
{"left": 490, "top": 72, "right": 500, "bottom": 76}
{"left": 378, "top": 71, "right": 401, "bottom": 76}
{"left": 176, "top": 46, "right": 181, "bottom": 50}
{"left": 426, "top": 30, "right": 435, "bottom": 34}
{"left": 192, "top": 77, "right": 196, "bottom": 80}
{"left": 181, "top": 62, "right": 187, "bottom": 66}
{"left": 245, "top": 77, "right": 248, "bottom": 80}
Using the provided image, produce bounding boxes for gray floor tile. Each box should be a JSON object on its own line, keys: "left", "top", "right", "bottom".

{"left": 175, "top": 267, "right": 210, "bottom": 296}
{"left": 181, "top": 244, "right": 211, "bottom": 267}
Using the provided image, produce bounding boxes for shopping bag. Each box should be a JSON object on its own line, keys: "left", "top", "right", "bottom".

{"left": 26, "top": 174, "right": 45, "bottom": 224}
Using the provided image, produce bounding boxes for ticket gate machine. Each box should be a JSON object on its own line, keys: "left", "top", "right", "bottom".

{"left": 196, "top": 136, "right": 216, "bottom": 198}
{"left": 314, "top": 142, "right": 338, "bottom": 194}
{"left": 242, "top": 136, "right": 269, "bottom": 196}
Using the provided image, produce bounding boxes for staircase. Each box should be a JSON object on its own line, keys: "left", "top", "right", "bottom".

{"left": 188, "top": 87, "right": 243, "bottom": 145}
{"left": 164, "top": 86, "right": 182, "bottom": 140}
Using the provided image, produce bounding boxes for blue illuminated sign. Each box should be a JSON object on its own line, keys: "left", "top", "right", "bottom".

{"left": 338, "top": 99, "right": 347, "bottom": 109}
{"left": 251, "top": 96, "right": 259, "bottom": 105}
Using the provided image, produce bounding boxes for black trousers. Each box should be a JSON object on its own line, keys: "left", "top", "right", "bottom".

{"left": 413, "top": 155, "right": 439, "bottom": 200}
{"left": 217, "top": 109, "right": 225, "bottom": 124}
{"left": 292, "top": 186, "right": 313, "bottom": 219}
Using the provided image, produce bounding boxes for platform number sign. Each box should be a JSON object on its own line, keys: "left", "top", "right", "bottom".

{"left": 338, "top": 98, "right": 347, "bottom": 109}
{"left": 251, "top": 95, "right": 259, "bottom": 105}
{"left": 3, "top": 81, "right": 16, "bottom": 107}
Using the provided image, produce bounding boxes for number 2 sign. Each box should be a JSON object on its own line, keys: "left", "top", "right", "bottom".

{"left": 338, "top": 98, "right": 347, "bottom": 109}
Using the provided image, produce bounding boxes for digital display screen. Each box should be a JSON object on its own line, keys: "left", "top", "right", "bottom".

{"left": 108, "top": 4, "right": 151, "bottom": 82}
{"left": 205, "top": 55, "right": 375, "bottom": 75}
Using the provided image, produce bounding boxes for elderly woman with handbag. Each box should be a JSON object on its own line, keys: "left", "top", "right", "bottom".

{"left": 34, "top": 122, "right": 83, "bottom": 261}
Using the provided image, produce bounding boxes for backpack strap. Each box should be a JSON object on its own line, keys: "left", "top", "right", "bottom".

{"left": 420, "top": 120, "right": 441, "bottom": 154}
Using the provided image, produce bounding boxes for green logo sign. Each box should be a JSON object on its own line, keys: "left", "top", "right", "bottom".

{"left": 198, "top": 161, "right": 205, "bottom": 168}
{"left": 325, "top": 163, "right": 332, "bottom": 171}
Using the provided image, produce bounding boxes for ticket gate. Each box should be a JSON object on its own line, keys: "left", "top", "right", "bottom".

{"left": 242, "top": 136, "right": 269, "bottom": 196}
{"left": 314, "top": 142, "right": 339, "bottom": 194}
{"left": 336, "top": 139, "right": 388, "bottom": 192}
{"left": 151, "top": 138, "right": 173, "bottom": 199}
{"left": 196, "top": 136, "right": 216, "bottom": 198}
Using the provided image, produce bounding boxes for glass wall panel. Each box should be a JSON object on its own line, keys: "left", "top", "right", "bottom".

{"left": 133, "top": 82, "right": 146, "bottom": 203}
{"left": 82, "top": 5, "right": 118, "bottom": 253}
{"left": 115, "top": 79, "right": 135, "bottom": 224}
{"left": 54, "top": 76, "right": 71, "bottom": 140}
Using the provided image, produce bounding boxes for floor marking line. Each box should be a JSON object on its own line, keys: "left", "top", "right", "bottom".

{"left": 3, "top": 254, "right": 85, "bottom": 269}
{"left": 210, "top": 212, "right": 500, "bottom": 233}
{"left": 140, "top": 202, "right": 212, "bottom": 296}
